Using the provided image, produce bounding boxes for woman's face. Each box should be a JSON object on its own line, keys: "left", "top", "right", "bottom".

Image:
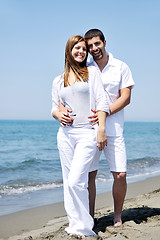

{"left": 71, "top": 41, "right": 87, "bottom": 63}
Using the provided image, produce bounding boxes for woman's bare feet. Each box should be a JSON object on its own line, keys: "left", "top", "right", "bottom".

{"left": 78, "top": 235, "right": 86, "bottom": 239}
{"left": 69, "top": 233, "right": 86, "bottom": 238}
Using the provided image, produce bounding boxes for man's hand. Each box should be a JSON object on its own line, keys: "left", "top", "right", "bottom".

{"left": 97, "top": 129, "right": 107, "bottom": 151}
{"left": 52, "top": 103, "right": 74, "bottom": 127}
{"left": 57, "top": 111, "right": 74, "bottom": 127}
{"left": 58, "top": 101, "right": 74, "bottom": 127}
{"left": 88, "top": 109, "right": 99, "bottom": 126}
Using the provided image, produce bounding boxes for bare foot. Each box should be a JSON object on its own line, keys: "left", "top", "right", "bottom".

{"left": 69, "top": 233, "right": 77, "bottom": 237}
{"left": 69, "top": 233, "right": 86, "bottom": 238}
{"left": 78, "top": 235, "right": 86, "bottom": 239}
{"left": 114, "top": 219, "right": 122, "bottom": 227}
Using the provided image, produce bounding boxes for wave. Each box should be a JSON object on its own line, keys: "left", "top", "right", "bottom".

{"left": 0, "top": 158, "right": 60, "bottom": 173}
{"left": 96, "top": 157, "right": 160, "bottom": 183}
{"left": 127, "top": 169, "right": 160, "bottom": 180}
{"left": 127, "top": 157, "right": 160, "bottom": 173}
{"left": 1, "top": 156, "right": 160, "bottom": 198}
{"left": 0, "top": 181, "right": 63, "bottom": 198}
{"left": 96, "top": 177, "right": 112, "bottom": 183}
{"left": 128, "top": 156, "right": 160, "bottom": 164}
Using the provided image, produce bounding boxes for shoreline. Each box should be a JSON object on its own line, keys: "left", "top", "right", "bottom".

{"left": 0, "top": 175, "right": 160, "bottom": 239}
{"left": 1, "top": 171, "right": 160, "bottom": 217}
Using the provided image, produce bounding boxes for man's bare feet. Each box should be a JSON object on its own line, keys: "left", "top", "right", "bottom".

{"left": 114, "top": 219, "right": 122, "bottom": 227}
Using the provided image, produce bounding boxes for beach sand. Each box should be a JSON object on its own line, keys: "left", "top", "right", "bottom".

{"left": 0, "top": 175, "right": 160, "bottom": 240}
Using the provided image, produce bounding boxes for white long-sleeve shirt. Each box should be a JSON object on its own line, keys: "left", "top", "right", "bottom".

{"left": 51, "top": 66, "right": 109, "bottom": 128}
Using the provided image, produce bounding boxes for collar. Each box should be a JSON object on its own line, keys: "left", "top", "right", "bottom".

{"left": 87, "top": 52, "right": 115, "bottom": 69}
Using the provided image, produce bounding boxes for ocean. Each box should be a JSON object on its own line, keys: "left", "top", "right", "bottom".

{"left": 0, "top": 120, "right": 160, "bottom": 216}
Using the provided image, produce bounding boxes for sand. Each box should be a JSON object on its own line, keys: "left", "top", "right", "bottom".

{"left": 0, "top": 175, "right": 160, "bottom": 240}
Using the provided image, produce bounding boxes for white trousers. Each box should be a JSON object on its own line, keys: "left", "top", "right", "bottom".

{"left": 57, "top": 127, "right": 97, "bottom": 236}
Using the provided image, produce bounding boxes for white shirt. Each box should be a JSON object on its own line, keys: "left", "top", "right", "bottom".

{"left": 51, "top": 66, "right": 109, "bottom": 127}
{"left": 87, "top": 53, "right": 135, "bottom": 136}
{"left": 59, "top": 81, "right": 93, "bottom": 128}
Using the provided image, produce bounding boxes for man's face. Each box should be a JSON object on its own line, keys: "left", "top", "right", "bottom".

{"left": 87, "top": 36, "right": 106, "bottom": 61}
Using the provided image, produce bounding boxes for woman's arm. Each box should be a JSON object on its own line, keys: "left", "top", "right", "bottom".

{"left": 88, "top": 67, "right": 109, "bottom": 125}
{"left": 97, "top": 111, "right": 107, "bottom": 151}
{"left": 88, "top": 67, "right": 108, "bottom": 150}
{"left": 51, "top": 77, "right": 73, "bottom": 126}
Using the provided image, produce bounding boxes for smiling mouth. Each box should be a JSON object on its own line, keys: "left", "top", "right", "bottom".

{"left": 93, "top": 50, "right": 101, "bottom": 56}
{"left": 76, "top": 54, "right": 84, "bottom": 57}
{"left": 75, "top": 55, "right": 85, "bottom": 62}
{"left": 76, "top": 55, "right": 84, "bottom": 59}
{"left": 92, "top": 50, "right": 103, "bottom": 59}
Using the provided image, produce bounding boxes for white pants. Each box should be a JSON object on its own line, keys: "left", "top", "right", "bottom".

{"left": 57, "top": 127, "right": 97, "bottom": 236}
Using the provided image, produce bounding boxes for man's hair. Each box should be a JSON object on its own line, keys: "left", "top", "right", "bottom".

{"left": 84, "top": 29, "right": 105, "bottom": 42}
{"left": 64, "top": 35, "right": 88, "bottom": 87}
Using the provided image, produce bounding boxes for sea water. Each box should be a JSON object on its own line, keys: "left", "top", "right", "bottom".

{"left": 0, "top": 120, "right": 160, "bottom": 216}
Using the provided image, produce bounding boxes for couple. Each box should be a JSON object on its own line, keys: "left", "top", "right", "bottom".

{"left": 51, "top": 29, "right": 135, "bottom": 237}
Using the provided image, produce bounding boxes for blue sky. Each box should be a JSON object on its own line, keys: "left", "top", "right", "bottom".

{"left": 0, "top": 0, "right": 160, "bottom": 121}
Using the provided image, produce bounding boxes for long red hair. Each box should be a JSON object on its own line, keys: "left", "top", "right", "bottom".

{"left": 64, "top": 35, "right": 88, "bottom": 87}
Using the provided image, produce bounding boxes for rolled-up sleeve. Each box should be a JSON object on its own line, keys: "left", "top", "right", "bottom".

{"left": 51, "top": 75, "right": 61, "bottom": 114}
{"left": 90, "top": 67, "right": 110, "bottom": 113}
{"left": 120, "top": 63, "right": 135, "bottom": 90}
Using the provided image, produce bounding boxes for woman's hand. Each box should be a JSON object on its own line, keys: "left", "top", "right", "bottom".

{"left": 97, "top": 129, "right": 107, "bottom": 151}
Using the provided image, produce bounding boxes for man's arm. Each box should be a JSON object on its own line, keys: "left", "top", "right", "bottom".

{"left": 52, "top": 101, "right": 73, "bottom": 127}
{"left": 52, "top": 110, "right": 73, "bottom": 127}
{"left": 88, "top": 86, "right": 132, "bottom": 125}
{"left": 109, "top": 86, "right": 132, "bottom": 115}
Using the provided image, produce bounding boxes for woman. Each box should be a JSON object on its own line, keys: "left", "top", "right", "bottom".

{"left": 52, "top": 35, "right": 109, "bottom": 237}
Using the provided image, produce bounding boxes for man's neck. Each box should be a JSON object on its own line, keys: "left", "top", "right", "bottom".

{"left": 95, "top": 52, "right": 109, "bottom": 72}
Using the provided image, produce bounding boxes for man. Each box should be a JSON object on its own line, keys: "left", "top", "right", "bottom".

{"left": 84, "top": 29, "right": 135, "bottom": 226}
{"left": 52, "top": 29, "right": 135, "bottom": 226}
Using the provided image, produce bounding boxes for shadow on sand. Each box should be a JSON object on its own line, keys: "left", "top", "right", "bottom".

{"left": 94, "top": 206, "right": 160, "bottom": 233}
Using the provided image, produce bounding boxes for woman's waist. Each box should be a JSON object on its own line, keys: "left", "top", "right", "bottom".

{"left": 65, "top": 121, "right": 94, "bottom": 129}
{"left": 68, "top": 112, "right": 92, "bottom": 127}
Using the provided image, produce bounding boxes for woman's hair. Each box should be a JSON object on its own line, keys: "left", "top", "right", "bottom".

{"left": 64, "top": 35, "right": 88, "bottom": 87}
